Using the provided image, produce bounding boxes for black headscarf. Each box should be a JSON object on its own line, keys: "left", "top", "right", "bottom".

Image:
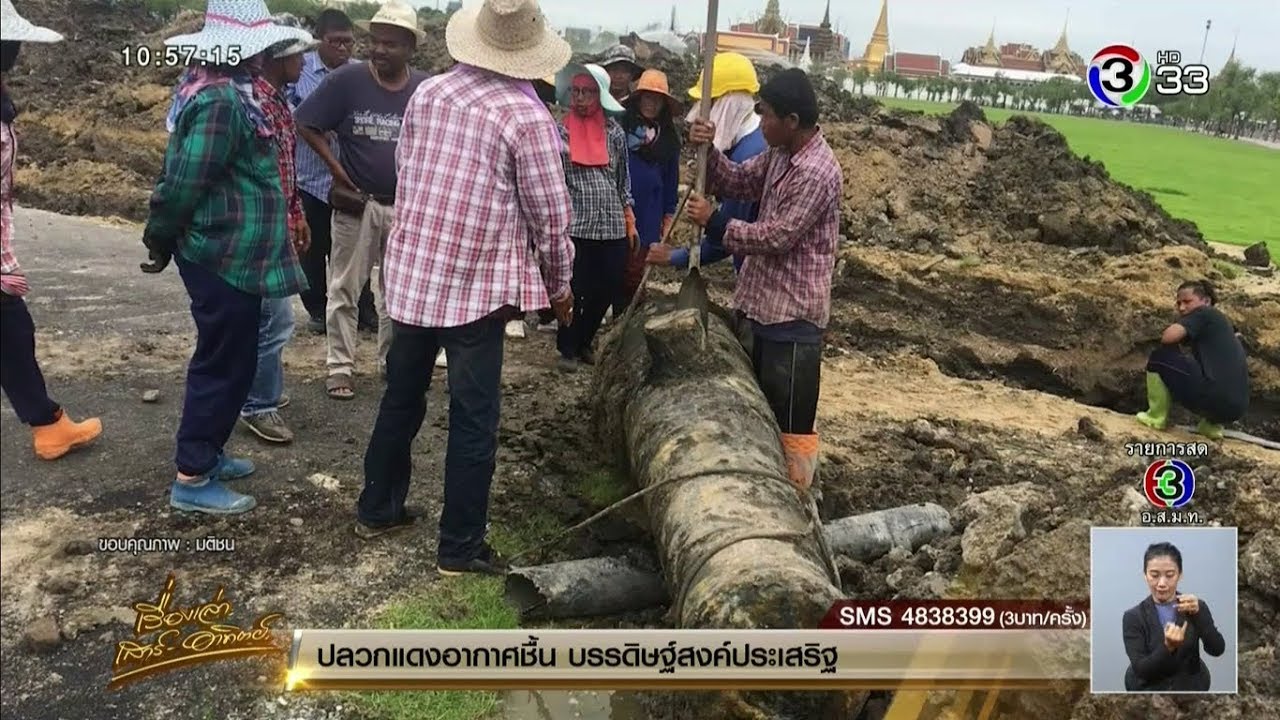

{"left": 622, "top": 95, "right": 680, "bottom": 166}
{"left": 1, "top": 42, "right": 21, "bottom": 123}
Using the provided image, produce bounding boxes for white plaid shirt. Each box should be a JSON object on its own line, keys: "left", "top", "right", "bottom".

{"left": 1, "top": 121, "right": 29, "bottom": 297}
{"left": 715, "top": 129, "right": 843, "bottom": 328}
{"left": 383, "top": 65, "right": 575, "bottom": 329}
{"left": 558, "top": 119, "right": 632, "bottom": 240}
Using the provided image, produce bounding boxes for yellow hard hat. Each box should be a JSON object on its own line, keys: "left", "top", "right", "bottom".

{"left": 688, "top": 52, "right": 760, "bottom": 101}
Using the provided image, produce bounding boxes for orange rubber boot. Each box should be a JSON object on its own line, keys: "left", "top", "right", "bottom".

{"left": 780, "top": 433, "right": 820, "bottom": 492}
{"left": 32, "top": 410, "right": 103, "bottom": 460}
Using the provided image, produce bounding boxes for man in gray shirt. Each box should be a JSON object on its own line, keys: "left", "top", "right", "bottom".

{"left": 295, "top": 1, "right": 429, "bottom": 400}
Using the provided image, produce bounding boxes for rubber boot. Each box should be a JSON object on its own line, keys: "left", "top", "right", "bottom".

{"left": 32, "top": 410, "right": 102, "bottom": 460}
{"left": 780, "top": 433, "right": 820, "bottom": 491}
{"left": 1196, "top": 418, "right": 1225, "bottom": 440}
{"left": 1135, "top": 372, "right": 1171, "bottom": 430}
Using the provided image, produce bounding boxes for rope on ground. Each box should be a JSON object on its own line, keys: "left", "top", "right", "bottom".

{"left": 506, "top": 465, "right": 782, "bottom": 563}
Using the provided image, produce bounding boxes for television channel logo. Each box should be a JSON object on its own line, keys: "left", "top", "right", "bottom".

{"left": 1088, "top": 44, "right": 1151, "bottom": 107}
{"left": 1142, "top": 459, "right": 1196, "bottom": 509}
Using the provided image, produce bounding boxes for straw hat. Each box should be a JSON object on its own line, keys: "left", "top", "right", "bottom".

{"left": 268, "top": 13, "right": 318, "bottom": 59}
{"left": 629, "top": 69, "right": 679, "bottom": 113}
{"left": 164, "top": 0, "right": 312, "bottom": 65}
{"left": 446, "top": 0, "right": 571, "bottom": 81}
{"left": 555, "top": 63, "right": 624, "bottom": 115}
{"left": 0, "top": 0, "right": 63, "bottom": 42}
{"left": 598, "top": 44, "right": 643, "bottom": 80}
{"left": 356, "top": 0, "right": 426, "bottom": 44}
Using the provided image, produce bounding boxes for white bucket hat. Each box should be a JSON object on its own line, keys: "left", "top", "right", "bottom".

{"left": 164, "top": 0, "right": 313, "bottom": 65}
{"left": 0, "top": 0, "right": 64, "bottom": 43}
{"left": 446, "top": 0, "right": 571, "bottom": 81}
{"left": 357, "top": 1, "right": 427, "bottom": 44}
{"left": 268, "top": 13, "right": 318, "bottom": 59}
{"left": 555, "top": 63, "right": 625, "bottom": 115}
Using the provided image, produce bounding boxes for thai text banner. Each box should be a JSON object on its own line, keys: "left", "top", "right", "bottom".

{"left": 285, "top": 629, "right": 1090, "bottom": 690}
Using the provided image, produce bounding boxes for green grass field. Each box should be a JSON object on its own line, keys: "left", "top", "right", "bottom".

{"left": 876, "top": 97, "right": 1280, "bottom": 261}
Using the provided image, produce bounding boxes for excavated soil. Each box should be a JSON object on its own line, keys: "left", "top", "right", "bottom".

{"left": 3, "top": 4, "right": 1278, "bottom": 720}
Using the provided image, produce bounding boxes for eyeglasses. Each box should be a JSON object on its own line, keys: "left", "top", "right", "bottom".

{"left": 569, "top": 87, "right": 599, "bottom": 97}
{"left": 324, "top": 37, "right": 355, "bottom": 48}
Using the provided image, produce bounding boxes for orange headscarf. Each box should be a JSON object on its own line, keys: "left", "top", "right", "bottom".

{"left": 563, "top": 74, "right": 609, "bottom": 167}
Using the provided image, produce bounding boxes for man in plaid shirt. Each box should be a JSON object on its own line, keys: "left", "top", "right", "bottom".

{"left": 356, "top": 0, "right": 574, "bottom": 575}
{"left": 683, "top": 68, "right": 843, "bottom": 495}
{"left": 234, "top": 23, "right": 315, "bottom": 446}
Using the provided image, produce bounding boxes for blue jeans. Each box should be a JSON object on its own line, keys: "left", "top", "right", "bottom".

{"left": 242, "top": 296, "right": 294, "bottom": 416}
{"left": 359, "top": 315, "right": 504, "bottom": 562}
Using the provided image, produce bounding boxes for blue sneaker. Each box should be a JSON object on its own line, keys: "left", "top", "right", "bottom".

{"left": 215, "top": 453, "right": 256, "bottom": 481}
{"left": 170, "top": 477, "right": 256, "bottom": 515}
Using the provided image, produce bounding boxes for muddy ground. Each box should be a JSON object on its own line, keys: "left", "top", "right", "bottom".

{"left": 3, "top": 3, "right": 1279, "bottom": 720}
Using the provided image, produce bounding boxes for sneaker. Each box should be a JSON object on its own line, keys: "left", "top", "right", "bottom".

{"left": 307, "top": 317, "right": 325, "bottom": 335}
{"left": 505, "top": 320, "right": 527, "bottom": 339}
{"left": 170, "top": 476, "right": 256, "bottom": 515}
{"left": 214, "top": 453, "right": 256, "bottom": 480}
{"left": 536, "top": 319, "right": 558, "bottom": 333}
{"left": 239, "top": 411, "right": 294, "bottom": 444}
{"left": 556, "top": 356, "right": 579, "bottom": 373}
{"left": 435, "top": 349, "right": 448, "bottom": 369}
{"left": 438, "top": 543, "right": 508, "bottom": 577}
{"left": 353, "top": 505, "right": 426, "bottom": 540}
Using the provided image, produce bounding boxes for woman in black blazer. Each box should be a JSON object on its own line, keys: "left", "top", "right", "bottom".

{"left": 1122, "top": 542, "right": 1227, "bottom": 691}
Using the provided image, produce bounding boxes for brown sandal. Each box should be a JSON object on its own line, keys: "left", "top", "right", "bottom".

{"left": 326, "top": 374, "right": 354, "bottom": 401}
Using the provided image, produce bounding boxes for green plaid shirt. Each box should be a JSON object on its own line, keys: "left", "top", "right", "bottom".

{"left": 146, "top": 85, "right": 306, "bottom": 298}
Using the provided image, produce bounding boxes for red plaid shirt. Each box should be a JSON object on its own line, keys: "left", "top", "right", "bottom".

{"left": 714, "top": 130, "right": 843, "bottom": 328}
{"left": 254, "top": 78, "right": 304, "bottom": 238}
{"left": 384, "top": 65, "right": 574, "bottom": 329}
{"left": 1, "top": 120, "right": 29, "bottom": 297}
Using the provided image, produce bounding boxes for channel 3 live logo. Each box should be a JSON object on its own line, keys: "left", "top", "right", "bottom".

{"left": 1088, "top": 45, "right": 1210, "bottom": 108}
{"left": 1143, "top": 459, "right": 1196, "bottom": 509}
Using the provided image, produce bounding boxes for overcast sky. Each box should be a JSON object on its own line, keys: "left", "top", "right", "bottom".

{"left": 425, "top": 1, "right": 1278, "bottom": 72}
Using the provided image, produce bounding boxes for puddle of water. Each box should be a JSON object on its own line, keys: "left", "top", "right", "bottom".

{"left": 498, "top": 690, "right": 647, "bottom": 720}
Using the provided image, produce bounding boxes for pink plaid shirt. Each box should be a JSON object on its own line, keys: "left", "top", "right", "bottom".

{"left": 1, "top": 120, "right": 29, "bottom": 297}
{"left": 714, "top": 130, "right": 843, "bottom": 328}
{"left": 383, "top": 65, "right": 574, "bottom": 329}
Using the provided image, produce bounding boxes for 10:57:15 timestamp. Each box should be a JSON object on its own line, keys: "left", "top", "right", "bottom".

{"left": 119, "top": 44, "right": 243, "bottom": 68}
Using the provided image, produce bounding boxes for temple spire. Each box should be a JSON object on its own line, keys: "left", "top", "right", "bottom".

{"left": 873, "top": 0, "right": 889, "bottom": 38}
{"left": 669, "top": 4, "right": 676, "bottom": 33}
{"left": 1054, "top": 10, "right": 1070, "bottom": 52}
{"left": 821, "top": 0, "right": 831, "bottom": 28}
{"left": 1226, "top": 30, "right": 1238, "bottom": 64}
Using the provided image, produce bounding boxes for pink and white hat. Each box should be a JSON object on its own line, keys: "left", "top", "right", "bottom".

{"left": 164, "top": 0, "right": 313, "bottom": 65}
{"left": 0, "top": 0, "right": 64, "bottom": 43}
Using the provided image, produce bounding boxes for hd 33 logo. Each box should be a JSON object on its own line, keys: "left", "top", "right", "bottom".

{"left": 1088, "top": 45, "right": 1210, "bottom": 108}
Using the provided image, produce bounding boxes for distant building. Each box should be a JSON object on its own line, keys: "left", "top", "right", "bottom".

{"left": 725, "top": 0, "right": 848, "bottom": 64}
{"left": 851, "top": 0, "right": 947, "bottom": 77}
{"left": 959, "top": 17, "right": 1085, "bottom": 78}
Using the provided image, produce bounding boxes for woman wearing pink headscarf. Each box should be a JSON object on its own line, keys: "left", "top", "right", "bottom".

{"left": 553, "top": 63, "right": 635, "bottom": 373}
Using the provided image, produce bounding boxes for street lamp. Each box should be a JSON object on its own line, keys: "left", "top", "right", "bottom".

{"left": 1199, "top": 19, "right": 1211, "bottom": 64}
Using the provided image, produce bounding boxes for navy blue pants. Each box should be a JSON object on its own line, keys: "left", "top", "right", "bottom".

{"left": 174, "top": 256, "right": 262, "bottom": 476}
{"left": 0, "top": 293, "right": 60, "bottom": 426}
{"left": 556, "top": 237, "right": 628, "bottom": 359}
{"left": 1146, "top": 346, "right": 1232, "bottom": 422}
{"left": 360, "top": 315, "right": 505, "bottom": 563}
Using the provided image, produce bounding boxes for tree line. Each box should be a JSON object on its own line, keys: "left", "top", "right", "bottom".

{"left": 820, "top": 61, "right": 1279, "bottom": 142}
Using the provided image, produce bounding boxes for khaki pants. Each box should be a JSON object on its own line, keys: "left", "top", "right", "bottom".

{"left": 326, "top": 201, "right": 393, "bottom": 378}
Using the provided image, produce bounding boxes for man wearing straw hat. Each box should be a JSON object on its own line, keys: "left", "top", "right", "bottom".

{"left": 141, "top": 0, "right": 312, "bottom": 515}
{"left": 357, "top": 0, "right": 574, "bottom": 574}
{"left": 1, "top": 0, "right": 103, "bottom": 461}
{"left": 295, "top": 0, "right": 430, "bottom": 401}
